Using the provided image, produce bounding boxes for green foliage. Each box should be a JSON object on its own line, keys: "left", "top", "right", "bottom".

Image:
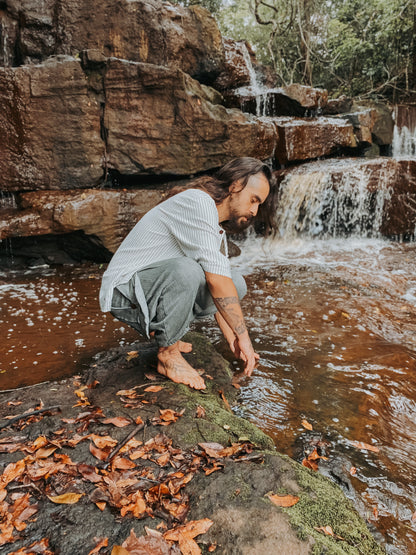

{"left": 176, "top": 0, "right": 415, "bottom": 100}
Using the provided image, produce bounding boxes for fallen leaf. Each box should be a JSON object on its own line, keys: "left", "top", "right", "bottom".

{"left": 47, "top": 492, "right": 84, "bottom": 504}
{"left": 350, "top": 467, "right": 357, "bottom": 475}
{"left": 144, "top": 373, "right": 159, "bottom": 381}
{"left": 196, "top": 406, "right": 206, "bottom": 418}
{"left": 301, "top": 419, "right": 313, "bottom": 431}
{"left": 164, "top": 518, "right": 213, "bottom": 541}
{"left": 144, "top": 385, "right": 164, "bottom": 393}
{"left": 96, "top": 502, "right": 106, "bottom": 511}
{"left": 349, "top": 440, "right": 380, "bottom": 453}
{"left": 126, "top": 351, "right": 139, "bottom": 361}
{"left": 117, "top": 388, "right": 138, "bottom": 397}
{"left": 218, "top": 390, "right": 231, "bottom": 411}
{"left": 88, "top": 537, "right": 109, "bottom": 554}
{"left": 314, "top": 525, "right": 345, "bottom": 540}
{"left": 90, "top": 443, "right": 112, "bottom": 461}
{"left": 268, "top": 493, "right": 299, "bottom": 507}
{"left": 101, "top": 417, "right": 131, "bottom": 428}
{"left": 111, "top": 547, "right": 130, "bottom": 555}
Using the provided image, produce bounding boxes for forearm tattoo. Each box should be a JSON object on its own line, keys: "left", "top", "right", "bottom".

{"left": 214, "top": 296, "right": 247, "bottom": 336}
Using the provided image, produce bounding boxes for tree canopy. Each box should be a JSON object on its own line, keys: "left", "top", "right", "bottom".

{"left": 180, "top": 0, "right": 416, "bottom": 100}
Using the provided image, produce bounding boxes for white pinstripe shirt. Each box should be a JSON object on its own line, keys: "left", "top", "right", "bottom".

{"left": 99, "top": 189, "right": 231, "bottom": 314}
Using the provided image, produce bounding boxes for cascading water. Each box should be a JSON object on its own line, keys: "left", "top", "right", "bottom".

{"left": 239, "top": 43, "right": 268, "bottom": 117}
{"left": 392, "top": 105, "right": 416, "bottom": 157}
{"left": 271, "top": 161, "right": 393, "bottom": 239}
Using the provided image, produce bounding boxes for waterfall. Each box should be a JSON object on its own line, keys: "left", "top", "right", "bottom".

{"left": 392, "top": 105, "right": 416, "bottom": 157}
{"left": 272, "top": 162, "right": 393, "bottom": 239}
{"left": 240, "top": 43, "right": 267, "bottom": 117}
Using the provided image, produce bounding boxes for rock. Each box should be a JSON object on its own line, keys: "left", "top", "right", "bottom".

{"left": 213, "top": 38, "right": 254, "bottom": 91}
{"left": 273, "top": 117, "right": 357, "bottom": 164}
{"left": 1, "top": 0, "right": 225, "bottom": 84}
{"left": 0, "top": 332, "right": 385, "bottom": 555}
{"left": 282, "top": 84, "right": 328, "bottom": 111}
{"left": 103, "top": 58, "right": 277, "bottom": 176}
{"left": 223, "top": 88, "right": 306, "bottom": 117}
{"left": 352, "top": 101, "right": 394, "bottom": 146}
{"left": 322, "top": 95, "right": 353, "bottom": 115}
{"left": 0, "top": 56, "right": 103, "bottom": 191}
{"left": 0, "top": 188, "right": 168, "bottom": 252}
{"left": 393, "top": 104, "right": 416, "bottom": 130}
{"left": 331, "top": 109, "right": 377, "bottom": 144}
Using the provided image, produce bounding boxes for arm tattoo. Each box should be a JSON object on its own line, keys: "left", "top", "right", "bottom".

{"left": 214, "top": 296, "right": 239, "bottom": 309}
{"left": 235, "top": 322, "right": 247, "bottom": 335}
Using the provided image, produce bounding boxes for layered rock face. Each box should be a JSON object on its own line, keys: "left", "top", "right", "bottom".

{"left": 0, "top": 0, "right": 414, "bottom": 258}
{"left": 1, "top": 0, "right": 224, "bottom": 82}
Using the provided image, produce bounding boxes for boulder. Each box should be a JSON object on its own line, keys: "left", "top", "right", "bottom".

{"left": 103, "top": 58, "right": 277, "bottom": 176}
{"left": 0, "top": 56, "right": 103, "bottom": 191}
{"left": 352, "top": 101, "right": 394, "bottom": 146}
{"left": 223, "top": 88, "right": 306, "bottom": 117}
{"left": 331, "top": 109, "right": 377, "bottom": 144}
{"left": 0, "top": 188, "right": 168, "bottom": 252}
{"left": 213, "top": 38, "right": 253, "bottom": 90}
{"left": 273, "top": 117, "right": 357, "bottom": 164}
{"left": 1, "top": 0, "right": 224, "bottom": 84}
{"left": 282, "top": 84, "right": 328, "bottom": 111}
{"left": 322, "top": 95, "right": 353, "bottom": 115}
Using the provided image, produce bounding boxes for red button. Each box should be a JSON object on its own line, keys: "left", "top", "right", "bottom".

{"left": 219, "top": 230, "right": 224, "bottom": 234}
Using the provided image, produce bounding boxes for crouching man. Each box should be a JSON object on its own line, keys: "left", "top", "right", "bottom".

{"left": 99, "top": 157, "right": 271, "bottom": 390}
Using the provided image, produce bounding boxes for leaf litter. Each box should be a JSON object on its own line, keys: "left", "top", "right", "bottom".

{"left": 0, "top": 376, "right": 263, "bottom": 554}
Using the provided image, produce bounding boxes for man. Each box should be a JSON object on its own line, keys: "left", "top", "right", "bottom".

{"left": 100, "top": 157, "right": 271, "bottom": 390}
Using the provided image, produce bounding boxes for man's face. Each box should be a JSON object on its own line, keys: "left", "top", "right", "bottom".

{"left": 225, "top": 172, "right": 270, "bottom": 232}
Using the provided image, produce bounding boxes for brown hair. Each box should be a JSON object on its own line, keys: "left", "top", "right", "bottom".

{"left": 164, "top": 157, "right": 272, "bottom": 203}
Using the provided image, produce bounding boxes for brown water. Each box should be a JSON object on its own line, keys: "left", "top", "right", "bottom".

{"left": 1, "top": 238, "right": 415, "bottom": 554}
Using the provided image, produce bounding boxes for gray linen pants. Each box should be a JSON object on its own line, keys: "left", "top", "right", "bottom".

{"left": 110, "top": 257, "right": 247, "bottom": 347}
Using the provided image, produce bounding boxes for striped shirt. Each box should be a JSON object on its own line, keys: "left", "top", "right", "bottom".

{"left": 99, "top": 189, "right": 232, "bottom": 316}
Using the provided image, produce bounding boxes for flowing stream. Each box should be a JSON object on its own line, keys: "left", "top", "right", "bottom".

{"left": 1, "top": 148, "right": 416, "bottom": 552}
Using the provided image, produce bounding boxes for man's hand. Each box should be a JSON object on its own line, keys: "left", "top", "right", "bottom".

{"left": 207, "top": 273, "right": 259, "bottom": 376}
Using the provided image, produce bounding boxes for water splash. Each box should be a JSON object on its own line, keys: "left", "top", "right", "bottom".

{"left": 272, "top": 162, "right": 393, "bottom": 239}
{"left": 392, "top": 105, "right": 416, "bottom": 157}
{"left": 239, "top": 43, "right": 268, "bottom": 116}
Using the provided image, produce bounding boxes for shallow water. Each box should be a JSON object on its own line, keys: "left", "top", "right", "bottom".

{"left": 1, "top": 238, "right": 415, "bottom": 553}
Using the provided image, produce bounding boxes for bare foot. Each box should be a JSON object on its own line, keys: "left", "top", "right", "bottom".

{"left": 150, "top": 334, "right": 192, "bottom": 353}
{"left": 157, "top": 343, "right": 205, "bottom": 390}
{"left": 178, "top": 341, "right": 192, "bottom": 353}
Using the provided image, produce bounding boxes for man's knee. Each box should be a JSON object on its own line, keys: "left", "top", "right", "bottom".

{"left": 170, "top": 257, "right": 206, "bottom": 289}
{"left": 231, "top": 271, "right": 247, "bottom": 300}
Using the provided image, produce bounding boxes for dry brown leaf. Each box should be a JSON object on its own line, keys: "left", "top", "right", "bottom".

{"left": 195, "top": 406, "right": 206, "bottom": 419}
{"left": 112, "top": 456, "right": 136, "bottom": 470}
{"left": 117, "top": 388, "right": 138, "bottom": 397}
{"left": 88, "top": 537, "right": 109, "bottom": 554}
{"left": 268, "top": 493, "right": 299, "bottom": 507}
{"left": 101, "top": 417, "right": 131, "bottom": 428}
{"left": 89, "top": 443, "right": 112, "bottom": 461}
{"left": 47, "top": 492, "right": 84, "bottom": 504}
{"left": 301, "top": 419, "right": 313, "bottom": 431}
{"left": 96, "top": 502, "right": 106, "bottom": 511}
{"left": 126, "top": 350, "right": 139, "bottom": 361}
{"left": 198, "top": 442, "right": 225, "bottom": 458}
{"left": 350, "top": 467, "right": 357, "bottom": 475}
{"left": 302, "top": 458, "right": 318, "bottom": 472}
{"left": 90, "top": 435, "right": 118, "bottom": 449}
{"left": 164, "top": 518, "right": 213, "bottom": 541}
{"left": 218, "top": 390, "right": 231, "bottom": 411}
{"left": 144, "top": 385, "right": 164, "bottom": 393}
{"left": 349, "top": 440, "right": 380, "bottom": 453}
{"left": 314, "top": 525, "right": 345, "bottom": 540}
{"left": 144, "top": 373, "right": 159, "bottom": 381}
{"left": 178, "top": 534, "right": 201, "bottom": 555}
{"left": 111, "top": 547, "right": 130, "bottom": 555}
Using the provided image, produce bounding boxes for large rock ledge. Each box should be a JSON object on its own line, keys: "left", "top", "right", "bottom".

{"left": 0, "top": 333, "right": 384, "bottom": 554}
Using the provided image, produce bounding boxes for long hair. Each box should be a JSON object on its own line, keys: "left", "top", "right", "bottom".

{"left": 164, "top": 157, "right": 272, "bottom": 203}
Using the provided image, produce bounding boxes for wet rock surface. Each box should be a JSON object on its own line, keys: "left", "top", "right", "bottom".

{"left": 0, "top": 0, "right": 224, "bottom": 83}
{"left": 0, "top": 333, "right": 384, "bottom": 554}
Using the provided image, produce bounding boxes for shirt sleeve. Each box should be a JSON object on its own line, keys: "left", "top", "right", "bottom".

{"left": 160, "top": 190, "right": 232, "bottom": 278}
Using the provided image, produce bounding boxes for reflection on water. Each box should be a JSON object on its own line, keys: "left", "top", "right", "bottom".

{"left": 0, "top": 238, "right": 415, "bottom": 553}
{"left": 0, "top": 265, "right": 139, "bottom": 390}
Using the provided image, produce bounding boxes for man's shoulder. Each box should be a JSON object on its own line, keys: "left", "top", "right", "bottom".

{"left": 167, "top": 188, "right": 215, "bottom": 211}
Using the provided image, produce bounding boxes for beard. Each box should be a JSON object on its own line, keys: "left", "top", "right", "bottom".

{"left": 221, "top": 215, "right": 254, "bottom": 234}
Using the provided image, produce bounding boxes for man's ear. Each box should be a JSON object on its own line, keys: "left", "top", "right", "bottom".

{"left": 229, "top": 179, "right": 243, "bottom": 193}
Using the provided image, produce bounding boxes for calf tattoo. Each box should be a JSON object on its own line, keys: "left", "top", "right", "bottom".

{"left": 214, "top": 296, "right": 247, "bottom": 336}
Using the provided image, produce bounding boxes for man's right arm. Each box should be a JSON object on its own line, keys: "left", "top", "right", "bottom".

{"left": 205, "top": 272, "right": 259, "bottom": 376}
